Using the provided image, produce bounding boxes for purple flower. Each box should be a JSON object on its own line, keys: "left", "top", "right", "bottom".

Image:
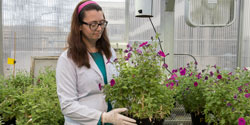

{"left": 129, "top": 47, "right": 133, "bottom": 51}
{"left": 106, "top": 59, "right": 111, "bottom": 64}
{"left": 124, "top": 53, "right": 132, "bottom": 61}
{"left": 127, "top": 53, "right": 132, "bottom": 58}
{"left": 166, "top": 83, "right": 169, "bottom": 87}
{"left": 245, "top": 89, "right": 248, "bottom": 93}
{"left": 98, "top": 83, "right": 102, "bottom": 91}
{"left": 110, "top": 79, "right": 116, "bottom": 87}
{"left": 195, "top": 61, "right": 198, "bottom": 65}
{"left": 169, "top": 74, "right": 178, "bottom": 80}
{"left": 213, "top": 64, "right": 217, "bottom": 68}
{"left": 232, "top": 107, "right": 235, "bottom": 112}
{"left": 227, "top": 103, "right": 232, "bottom": 107}
{"left": 217, "top": 74, "right": 222, "bottom": 79}
{"left": 234, "top": 94, "right": 237, "bottom": 99}
{"left": 180, "top": 68, "right": 186, "bottom": 76}
{"left": 210, "top": 71, "right": 214, "bottom": 77}
{"left": 158, "top": 50, "right": 166, "bottom": 57}
{"left": 205, "top": 76, "right": 208, "bottom": 80}
{"left": 196, "top": 73, "right": 201, "bottom": 79}
{"left": 238, "top": 86, "right": 243, "bottom": 92}
{"left": 244, "top": 67, "right": 248, "bottom": 71}
{"left": 189, "top": 72, "right": 193, "bottom": 76}
{"left": 162, "top": 63, "right": 168, "bottom": 69}
{"left": 238, "top": 117, "right": 246, "bottom": 125}
{"left": 194, "top": 82, "right": 198, "bottom": 87}
{"left": 170, "top": 82, "right": 174, "bottom": 87}
{"left": 114, "top": 58, "right": 118, "bottom": 62}
{"left": 136, "top": 49, "right": 142, "bottom": 54}
{"left": 124, "top": 56, "right": 129, "bottom": 61}
{"left": 245, "top": 83, "right": 250, "bottom": 86}
{"left": 126, "top": 44, "right": 131, "bottom": 48}
{"left": 172, "top": 69, "right": 178, "bottom": 73}
{"left": 228, "top": 72, "right": 232, "bottom": 75}
{"left": 124, "top": 49, "right": 129, "bottom": 53}
{"left": 139, "top": 41, "right": 148, "bottom": 47}
{"left": 245, "top": 93, "right": 250, "bottom": 98}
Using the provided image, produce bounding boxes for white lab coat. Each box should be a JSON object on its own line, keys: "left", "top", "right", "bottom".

{"left": 56, "top": 48, "right": 118, "bottom": 125}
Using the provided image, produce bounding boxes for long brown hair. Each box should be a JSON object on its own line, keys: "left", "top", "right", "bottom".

{"left": 67, "top": 0, "right": 111, "bottom": 68}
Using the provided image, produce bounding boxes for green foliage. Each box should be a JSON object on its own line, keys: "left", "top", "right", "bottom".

{"left": 204, "top": 67, "right": 250, "bottom": 124}
{"left": 104, "top": 42, "right": 175, "bottom": 120}
{"left": 0, "top": 67, "right": 64, "bottom": 125}
{"left": 170, "top": 62, "right": 250, "bottom": 124}
{"left": 172, "top": 62, "right": 208, "bottom": 113}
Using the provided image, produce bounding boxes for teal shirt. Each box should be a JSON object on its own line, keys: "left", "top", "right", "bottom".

{"left": 89, "top": 52, "right": 112, "bottom": 125}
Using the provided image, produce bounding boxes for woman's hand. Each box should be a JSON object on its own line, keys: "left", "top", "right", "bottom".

{"left": 102, "top": 108, "right": 137, "bottom": 125}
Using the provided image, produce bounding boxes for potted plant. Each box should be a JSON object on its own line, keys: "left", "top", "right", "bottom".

{"left": 204, "top": 67, "right": 250, "bottom": 124}
{"left": 104, "top": 41, "right": 175, "bottom": 125}
{"left": 166, "top": 62, "right": 212, "bottom": 124}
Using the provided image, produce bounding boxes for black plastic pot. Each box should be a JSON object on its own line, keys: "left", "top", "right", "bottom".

{"left": 3, "top": 117, "right": 16, "bottom": 125}
{"left": 134, "top": 118, "right": 164, "bottom": 125}
{"left": 190, "top": 112, "right": 207, "bottom": 125}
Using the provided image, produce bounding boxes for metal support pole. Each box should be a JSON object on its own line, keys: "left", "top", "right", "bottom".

{"left": 125, "top": 0, "right": 129, "bottom": 43}
{"left": 237, "top": 0, "right": 244, "bottom": 68}
{"left": 160, "top": 0, "right": 175, "bottom": 72}
{"left": 0, "top": 0, "right": 4, "bottom": 76}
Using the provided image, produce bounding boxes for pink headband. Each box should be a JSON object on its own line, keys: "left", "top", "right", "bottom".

{"left": 78, "top": 1, "right": 97, "bottom": 15}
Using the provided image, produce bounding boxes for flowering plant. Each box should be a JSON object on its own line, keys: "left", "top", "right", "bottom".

{"left": 166, "top": 62, "right": 208, "bottom": 114}
{"left": 104, "top": 41, "right": 175, "bottom": 121}
{"left": 168, "top": 61, "right": 250, "bottom": 124}
{"left": 204, "top": 67, "right": 250, "bottom": 124}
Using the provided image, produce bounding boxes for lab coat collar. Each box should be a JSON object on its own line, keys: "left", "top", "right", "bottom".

{"left": 88, "top": 52, "right": 109, "bottom": 84}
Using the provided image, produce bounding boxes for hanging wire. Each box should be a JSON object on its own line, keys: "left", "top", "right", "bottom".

{"left": 148, "top": 17, "right": 173, "bottom": 74}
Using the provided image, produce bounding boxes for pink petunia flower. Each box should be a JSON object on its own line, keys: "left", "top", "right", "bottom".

{"left": 234, "top": 94, "right": 237, "bottom": 99}
{"left": 227, "top": 103, "right": 232, "bottom": 107}
{"left": 196, "top": 73, "right": 201, "bottom": 79}
{"left": 126, "top": 44, "right": 131, "bottom": 48}
{"left": 110, "top": 79, "right": 116, "bottom": 87}
{"left": 180, "top": 68, "right": 186, "bottom": 76}
{"left": 98, "top": 83, "right": 102, "bottom": 91}
{"left": 106, "top": 59, "right": 111, "bottom": 64}
{"left": 172, "top": 69, "right": 178, "bottom": 73}
{"left": 213, "top": 64, "right": 217, "bottom": 68}
{"left": 194, "top": 61, "right": 198, "bottom": 65}
{"left": 139, "top": 41, "right": 148, "bottom": 47}
{"left": 166, "top": 83, "right": 169, "bottom": 87}
{"left": 163, "top": 63, "right": 168, "bottom": 69}
{"left": 169, "top": 74, "right": 178, "bottom": 80}
{"left": 170, "top": 82, "right": 174, "bottom": 87}
{"left": 245, "top": 93, "right": 250, "bottom": 98}
{"left": 158, "top": 50, "right": 166, "bottom": 57}
{"left": 210, "top": 71, "right": 214, "bottom": 77}
{"left": 238, "top": 117, "right": 246, "bottom": 125}
{"left": 127, "top": 53, "right": 132, "bottom": 58}
{"left": 124, "top": 49, "right": 129, "bottom": 53}
{"left": 243, "top": 67, "right": 248, "bottom": 71}
{"left": 194, "top": 82, "right": 198, "bottom": 87}
{"left": 136, "top": 49, "right": 142, "bottom": 54}
{"left": 217, "top": 74, "right": 222, "bottom": 79}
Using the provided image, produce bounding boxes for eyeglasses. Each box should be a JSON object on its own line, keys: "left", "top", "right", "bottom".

{"left": 81, "top": 20, "right": 108, "bottom": 31}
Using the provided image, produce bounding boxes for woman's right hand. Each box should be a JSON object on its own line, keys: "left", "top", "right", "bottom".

{"left": 102, "top": 108, "right": 137, "bottom": 125}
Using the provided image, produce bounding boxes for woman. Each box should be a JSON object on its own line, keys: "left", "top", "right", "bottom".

{"left": 56, "top": 0, "right": 136, "bottom": 125}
